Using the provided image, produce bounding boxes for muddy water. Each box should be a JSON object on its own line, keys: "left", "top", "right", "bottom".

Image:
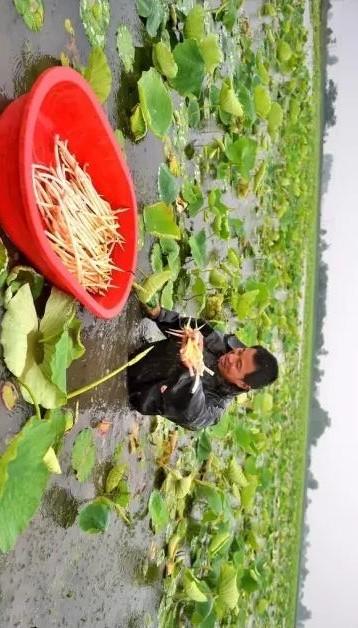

{"left": 0, "top": 2, "right": 164, "bottom": 627}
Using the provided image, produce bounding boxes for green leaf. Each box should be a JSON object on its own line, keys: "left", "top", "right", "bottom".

{"left": 136, "top": 0, "right": 152, "bottom": 17}
{"left": 182, "top": 180, "right": 204, "bottom": 216}
{"left": 225, "top": 137, "right": 257, "bottom": 180}
{"left": 232, "top": 289, "right": 260, "bottom": 319}
{"left": 161, "top": 280, "right": 174, "bottom": 309}
{"left": 196, "top": 431, "right": 212, "bottom": 463}
{"left": 196, "top": 480, "right": 223, "bottom": 515}
{"left": 220, "top": 80, "right": 243, "bottom": 117}
{"left": 160, "top": 238, "right": 180, "bottom": 278}
{"left": 253, "top": 391, "right": 273, "bottom": 415}
{"left": 171, "top": 40, "right": 205, "bottom": 97}
{"left": 189, "top": 229, "right": 206, "bottom": 268}
{"left": 43, "top": 447, "right": 62, "bottom": 474}
{"left": 0, "top": 411, "right": 66, "bottom": 552}
{"left": 153, "top": 42, "right": 178, "bottom": 79}
{"left": 158, "top": 164, "right": 180, "bottom": 204}
{"left": 184, "top": 5, "right": 205, "bottom": 40}
{"left": 187, "top": 97, "right": 201, "bottom": 128}
{"left": 78, "top": 499, "right": 110, "bottom": 533}
{"left": 71, "top": 428, "right": 96, "bottom": 482}
{"left": 144, "top": 202, "right": 181, "bottom": 240}
{"left": 148, "top": 489, "right": 169, "bottom": 533}
{"left": 80, "top": 0, "right": 110, "bottom": 48}
{"left": 277, "top": 40, "right": 292, "bottom": 63}
{"left": 116, "top": 24, "right": 135, "bottom": 73}
{"left": 150, "top": 243, "right": 164, "bottom": 273}
{"left": 137, "top": 0, "right": 165, "bottom": 38}
{"left": 199, "top": 35, "right": 223, "bottom": 74}
{"left": 268, "top": 102, "right": 283, "bottom": 134}
{"left": 83, "top": 47, "right": 112, "bottom": 104}
{"left": 13, "top": 0, "right": 44, "bottom": 31}
{"left": 130, "top": 104, "right": 148, "bottom": 141}
{"left": 209, "top": 269, "right": 228, "bottom": 289}
{"left": 254, "top": 85, "right": 272, "bottom": 119}
{"left": 240, "top": 475, "right": 258, "bottom": 511}
{"left": 209, "top": 531, "right": 232, "bottom": 557}
{"left": 5, "top": 265, "right": 43, "bottom": 305}
{"left": 105, "top": 464, "right": 127, "bottom": 493}
{"left": 191, "top": 276, "right": 206, "bottom": 314}
{"left": 183, "top": 569, "right": 208, "bottom": 603}
{"left": 1, "top": 283, "right": 38, "bottom": 378}
{"left": 218, "top": 563, "right": 239, "bottom": 609}
{"left": 138, "top": 68, "right": 173, "bottom": 138}
{"left": 228, "top": 459, "right": 248, "bottom": 487}
{"left": 40, "top": 288, "right": 76, "bottom": 341}
{"left": 134, "top": 270, "right": 173, "bottom": 304}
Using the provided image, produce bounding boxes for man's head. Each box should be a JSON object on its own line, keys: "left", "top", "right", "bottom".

{"left": 217, "top": 346, "right": 278, "bottom": 391}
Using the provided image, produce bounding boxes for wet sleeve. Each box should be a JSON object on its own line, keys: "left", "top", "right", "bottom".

{"left": 161, "top": 370, "right": 223, "bottom": 431}
{"left": 152, "top": 308, "right": 215, "bottom": 339}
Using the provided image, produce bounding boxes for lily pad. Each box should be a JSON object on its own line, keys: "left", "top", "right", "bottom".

{"left": 199, "top": 35, "right": 223, "bottom": 74}
{"left": 138, "top": 68, "right": 173, "bottom": 138}
{"left": 171, "top": 40, "right": 205, "bottom": 97}
{"left": 13, "top": 0, "right": 44, "bottom": 31}
{"left": 116, "top": 24, "right": 135, "bottom": 73}
{"left": 80, "top": 0, "right": 110, "bottom": 48}
{"left": 143, "top": 202, "right": 181, "bottom": 240}
{"left": 153, "top": 42, "right": 178, "bottom": 79}
{"left": 83, "top": 47, "right": 112, "bottom": 104}
{"left": 78, "top": 499, "right": 111, "bottom": 533}
{"left": 158, "top": 164, "right": 180, "bottom": 204}
{"left": 254, "top": 85, "right": 272, "bottom": 119}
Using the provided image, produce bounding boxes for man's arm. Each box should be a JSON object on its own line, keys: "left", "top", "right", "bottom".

{"left": 161, "top": 370, "right": 224, "bottom": 431}
{"left": 145, "top": 306, "right": 215, "bottom": 338}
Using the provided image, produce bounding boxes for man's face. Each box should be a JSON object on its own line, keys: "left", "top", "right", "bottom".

{"left": 217, "top": 347, "right": 257, "bottom": 389}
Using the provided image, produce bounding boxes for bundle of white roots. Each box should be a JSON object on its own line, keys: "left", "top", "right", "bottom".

{"left": 168, "top": 323, "right": 214, "bottom": 393}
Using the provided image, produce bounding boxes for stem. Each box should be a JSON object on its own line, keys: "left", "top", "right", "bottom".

{"left": 67, "top": 346, "right": 154, "bottom": 400}
{"left": 18, "top": 380, "right": 41, "bottom": 421}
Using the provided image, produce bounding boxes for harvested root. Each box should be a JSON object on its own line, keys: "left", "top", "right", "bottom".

{"left": 168, "top": 323, "right": 214, "bottom": 393}
{"left": 32, "top": 136, "right": 126, "bottom": 295}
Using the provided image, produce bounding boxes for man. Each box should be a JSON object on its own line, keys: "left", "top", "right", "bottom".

{"left": 127, "top": 305, "right": 278, "bottom": 431}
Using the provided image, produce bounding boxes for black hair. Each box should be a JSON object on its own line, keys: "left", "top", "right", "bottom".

{"left": 243, "top": 346, "right": 278, "bottom": 390}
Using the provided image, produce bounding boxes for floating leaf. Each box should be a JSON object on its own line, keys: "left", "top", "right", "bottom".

{"left": 183, "top": 569, "right": 208, "bottom": 603}
{"left": 189, "top": 229, "right": 206, "bottom": 268}
{"left": 80, "top": 0, "right": 110, "bottom": 48}
{"left": 228, "top": 459, "right": 248, "bottom": 487}
{"left": 83, "top": 47, "right": 112, "bottom": 104}
{"left": 161, "top": 280, "right": 174, "bottom": 310}
{"left": 184, "top": 5, "right": 205, "bottom": 40}
{"left": 0, "top": 412, "right": 66, "bottom": 552}
{"left": 196, "top": 431, "right": 211, "bottom": 463}
{"left": 136, "top": 0, "right": 165, "bottom": 38}
{"left": 148, "top": 489, "right": 169, "bottom": 533}
{"left": 105, "top": 464, "right": 126, "bottom": 493}
{"left": 254, "top": 85, "right": 272, "bottom": 119}
{"left": 218, "top": 563, "right": 239, "bottom": 609}
{"left": 268, "top": 102, "right": 283, "bottom": 134}
{"left": 182, "top": 180, "right": 204, "bottom": 216}
{"left": 78, "top": 499, "right": 110, "bottom": 533}
{"left": 158, "top": 164, "right": 180, "bottom": 204}
{"left": 13, "top": 0, "right": 44, "bottom": 31}
{"left": 144, "top": 202, "right": 181, "bottom": 240}
{"left": 171, "top": 40, "right": 205, "bottom": 97}
{"left": 209, "top": 269, "right": 227, "bottom": 289}
{"left": 199, "top": 34, "right": 223, "bottom": 74}
{"left": 130, "top": 104, "right": 147, "bottom": 141}
{"left": 134, "top": 270, "right": 173, "bottom": 304}
{"left": 187, "top": 97, "right": 200, "bottom": 128}
{"left": 225, "top": 137, "right": 257, "bottom": 180}
{"left": 209, "top": 531, "right": 232, "bottom": 556}
{"left": 1, "top": 382, "right": 18, "bottom": 411}
{"left": 5, "top": 265, "right": 43, "bottom": 305}
{"left": 253, "top": 391, "right": 273, "bottom": 415}
{"left": 232, "top": 289, "right": 260, "bottom": 319}
{"left": 220, "top": 80, "right": 243, "bottom": 117}
{"left": 160, "top": 238, "right": 181, "bottom": 279}
{"left": 116, "top": 24, "right": 135, "bottom": 73}
{"left": 43, "top": 447, "right": 61, "bottom": 474}
{"left": 277, "top": 40, "right": 293, "bottom": 63}
{"left": 150, "top": 242, "right": 164, "bottom": 273}
{"left": 240, "top": 475, "right": 258, "bottom": 511}
{"left": 153, "top": 42, "right": 178, "bottom": 79}
{"left": 138, "top": 68, "right": 173, "bottom": 138}
{"left": 71, "top": 429, "right": 96, "bottom": 482}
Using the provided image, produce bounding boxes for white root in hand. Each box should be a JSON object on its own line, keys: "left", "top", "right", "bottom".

{"left": 168, "top": 325, "right": 213, "bottom": 393}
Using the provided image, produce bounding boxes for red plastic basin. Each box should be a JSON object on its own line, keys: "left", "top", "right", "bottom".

{"left": 0, "top": 66, "right": 137, "bottom": 319}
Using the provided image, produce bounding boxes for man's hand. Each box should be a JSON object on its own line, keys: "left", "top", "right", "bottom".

{"left": 142, "top": 303, "right": 161, "bottom": 319}
{"left": 179, "top": 329, "right": 204, "bottom": 377}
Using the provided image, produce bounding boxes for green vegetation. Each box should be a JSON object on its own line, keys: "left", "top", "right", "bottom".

{"left": 0, "top": 0, "right": 323, "bottom": 626}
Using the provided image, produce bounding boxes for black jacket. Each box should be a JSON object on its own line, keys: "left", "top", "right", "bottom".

{"left": 127, "top": 308, "right": 246, "bottom": 431}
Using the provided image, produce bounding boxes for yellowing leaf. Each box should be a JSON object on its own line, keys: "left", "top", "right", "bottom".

{"left": 43, "top": 447, "right": 62, "bottom": 474}
{"left": 83, "top": 47, "right": 112, "bottom": 104}
{"left": 71, "top": 429, "right": 96, "bottom": 482}
{"left": 218, "top": 563, "right": 239, "bottom": 609}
